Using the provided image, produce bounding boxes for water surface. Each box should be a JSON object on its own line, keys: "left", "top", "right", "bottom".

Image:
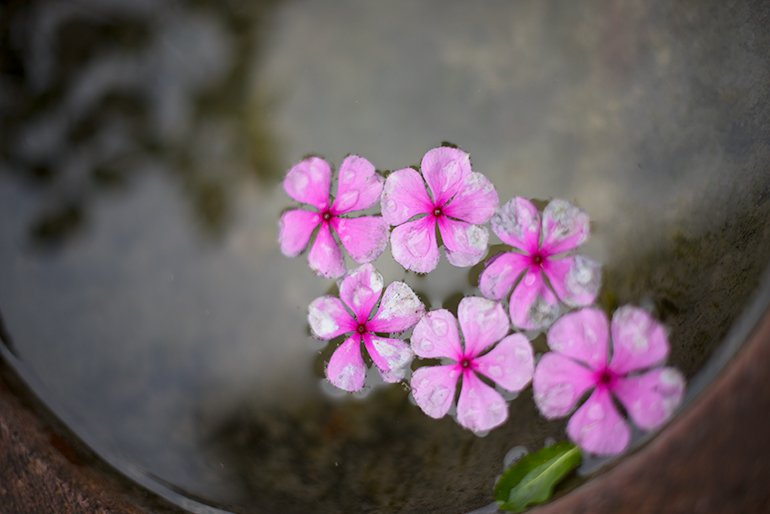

{"left": 1, "top": 1, "right": 769, "bottom": 512}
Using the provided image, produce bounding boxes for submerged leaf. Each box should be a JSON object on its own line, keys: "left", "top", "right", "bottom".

{"left": 494, "top": 442, "right": 582, "bottom": 513}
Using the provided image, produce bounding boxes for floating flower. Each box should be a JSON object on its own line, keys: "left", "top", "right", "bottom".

{"left": 533, "top": 306, "right": 686, "bottom": 456}
{"left": 410, "top": 297, "right": 534, "bottom": 434}
{"left": 308, "top": 263, "right": 425, "bottom": 391}
{"left": 479, "top": 197, "right": 601, "bottom": 331}
{"left": 381, "top": 146, "right": 498, "bottom": 273}
{"left": 279, "top": 155, "right": 389, "bottom": 278}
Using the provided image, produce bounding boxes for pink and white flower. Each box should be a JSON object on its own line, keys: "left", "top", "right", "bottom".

{"left": 279, "top": 155, "right": 389, "bottom": 278}
{"left": 410, "top": 297, "right": 534, "bottom": 434}
{"left": 479, "top": 197, "right": 602, "bottom": 331}
{"left": 533, "top": 306, "right": 686, "bottom": 456}
{"left": 381, "top": 146, "right": 498, "bottom": 273}
{"left": 308, "top": 263, "right": 425, "bottom": 391}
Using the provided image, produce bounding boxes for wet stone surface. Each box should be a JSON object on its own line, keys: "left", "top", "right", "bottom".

{"left": 0, "top": 0, "right": 769, "bottom": 512}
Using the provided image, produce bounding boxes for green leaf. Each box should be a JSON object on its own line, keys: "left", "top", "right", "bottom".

{"left": 494, "top": 442, "right": 582, "bottom": 513}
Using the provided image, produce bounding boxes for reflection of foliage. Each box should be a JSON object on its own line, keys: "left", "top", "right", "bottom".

{"left": 0, "top": 0, "right": 283, "bottom": 247}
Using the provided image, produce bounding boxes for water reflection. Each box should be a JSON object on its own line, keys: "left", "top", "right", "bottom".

{"left": 0, "top": 0, "right": 283, "bottom": 246}
{"left": 0, "top": 1, "right": 769, "bottom": 513}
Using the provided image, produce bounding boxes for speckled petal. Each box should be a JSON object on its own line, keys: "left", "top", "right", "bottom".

{"left": 547, "top": 307, "right": 609, "bottom": 369}
{"left": 438, "top": 217, "right": 489, "bottom": 267}
{"left": 420, "top": 146, "right": 472, "bottom": 205}
{"left": 533, "top": 353, "right": 596, "bottom": 419}
{"left": 540, "top": 199, "right": 590, "bottom": 255}
{"left": 333, "top": 216, "right": 388, "bottom": 264}
{"left": 365, "top": 336, "right": 414, "bottom": 383}
{"left": 278, "top": 209, "right": 320, "bottom": 257}
{"left": 338, "top": 263, "right": 384, "bottom": 322}
{"left": 390, "top": 216, "right": 440, "bottom": 273}
{"left": 331, "top": 155, "right": 383, "bottom": 214}
{"left": 609, "top": 306, "right": 670, "bottom": 374}
{"left": 490, "top": 197, "right": 541, "bottom": 253}
{"left": 442, "top": 172, "right": 498, "bottom": 224}
{"left": 544, "top": 255, "right": 601, "bottom": 307}
{"left": 508, "top": 271, "right": 561, "bottom": 331}
{"left": 478, "top": 252, "right": 529, "bottom": 301}
{"left": 307, "top": 223, "right": 345, "bottom": 278}
{"left": 457, "top": 297, "right": 509, "bottom": 356}
{"left": 326, "top": 335, "right": 366, "bottom": 392}
{"left": 368, "top": 281, "right": 425, "bottom": 333}
{"left": 411, "top": 365, "right": 460, "bottom": 419}
{"left": 475, "top": 334, "right": 534, "bottom": 392}
{"left": 456, "top": 372, "right": 508, "bottom": 434}
{"left": 411, "top": 309, "right": 463, "bottom": 359}
{"left": 307, "top": 296, "right": 355, "bottom": 340}
{"left": 283, "top": 156, "right": 331, "bottom": 210}
{"left": 614, "top": 367, "right": 685, "bottom": 431}
{"left": 567, "top": 389, "right": 630, "bottom": 456}
{"left": 381, "top": 167, "right": 432, "bottom": 225}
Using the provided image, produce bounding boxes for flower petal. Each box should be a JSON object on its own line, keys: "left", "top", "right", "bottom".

{"left": 442, "top": 172, "right": 498, "bottom": 224}
{"left": 544, "top": 255, "right": 601, "bottom": 307}
{"left": 368, "top": 281, "right": 425, "bottom": 333}
{"left": 420, "top": 146, "right": 472, "bottom": 205}
{"left": 457, "top": 297, "right": 509, "bottom": 357}
{"left": 411, "top": 309, "right": 462, "bottom": 359}
{"left": 614, "top": 368, "right": 685, "bottom": 431}
{"left": 332, "top": 155, "right": 383, "bottom": 214}
{"left": 307, "top": 223, "right": 345, "bottom": 278}
{"left": 533, "top": 353, "right": 596, "bottom": 419}
{"left": 381, "top": 167, "right": 432, "bottom": 225}
{"left": 540, "top": 199, "right": 590, "bottom": 255}
{"left": 365, "top": 336, "right": 414, "bottom": 383}
{"left": 438, "top": 217, "right": 489, "bottom": 267}
{"left": 338, "top": 263, "right": 384, "bottom": 322}
{"left": 333, "top": 216, "right": 389, "bottom": 264}
{"left": 411, "top": 365, "right": 460, "bottom": 419}
{"left": 567, "top": 389, "right": 630, "bottom": 455}
{"left": 308, "top": 296, "right": 355, "bottom": 340}
{"left": 546, "top": 307, "right": 609, "bottom": 369}
{"left": 278, "top": 209, "right": 320, "bottom": 257}
{"left": 609, "top": 306, "right": 669, "bottom": 374}
{"left": 456, "top": 372, "right": 508, "bottom": 433}
{"left": 326, "top": 335, "right": 366, "bottom": 392}
{"left": 283, "top": 156, "right": 331, "bottom": 210}
{"left": 390, "top": 216, "right": 440, "bottom": 273}
{"left": 508, "top": 271, "right": 561, "bottom": 331}
{"left": 475, "top": 334, "right": 534, "bottom": 392}
{"left": 490, "top": 197, "right": 541, "bottom": 253}
{"left": 478, "top": 252, "right": 529, "bottom": 301}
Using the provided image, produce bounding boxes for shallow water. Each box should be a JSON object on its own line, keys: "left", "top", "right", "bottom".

{"left": 1, "top": 1, "right": 769, "bottom": 512}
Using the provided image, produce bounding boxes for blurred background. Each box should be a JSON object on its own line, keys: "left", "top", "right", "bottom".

{"left": 0, "top": 1, "right": 769, "bottom": 512}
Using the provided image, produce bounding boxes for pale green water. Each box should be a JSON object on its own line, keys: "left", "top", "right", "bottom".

{"left": 0, "top": 1, "right": 769, "bottom": 512}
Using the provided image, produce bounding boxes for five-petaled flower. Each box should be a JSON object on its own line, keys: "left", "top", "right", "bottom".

{"left": 279, "top": 155, "right": 389, "bottom": 278}
{"left": 533, "top": 306, "right": 685, "bottom": 456}
{"left": 381, "top": 146, "right": 498, "bottom": 274}
{"left": 479, "top": 197, "right": 602, "bottom": 331}
{"left": 410, "top": 297, "right": 534, "bottom": 434}
{"left": 308, "top": 263, "right": 425, "bottom": 391}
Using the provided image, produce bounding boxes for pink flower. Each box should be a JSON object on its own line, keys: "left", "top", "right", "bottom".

{"left": 381, "top": 146, "right": 498, "bottom": 273}
{"left": 279, "top": 155, "right": 389, "bottom": 278}
{"left": 533, "top": 306, "right": 686, "bottom": 456}
{"left": 478, "top": 197, "right": 602, "bottom": 331}
{"left": 307, "top": 263, "right": 425, "bottom": 391}
{"left": 410, "top": 297, "right": 534, "bottom": 434}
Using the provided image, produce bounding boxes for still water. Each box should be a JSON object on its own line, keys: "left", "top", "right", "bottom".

{"left": 1, "top": 1, "right": 769, "bottom": 512}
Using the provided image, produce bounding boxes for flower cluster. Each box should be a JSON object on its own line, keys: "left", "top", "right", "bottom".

{"left": 278, "top": 145, "right": 685, "bottom": 455}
